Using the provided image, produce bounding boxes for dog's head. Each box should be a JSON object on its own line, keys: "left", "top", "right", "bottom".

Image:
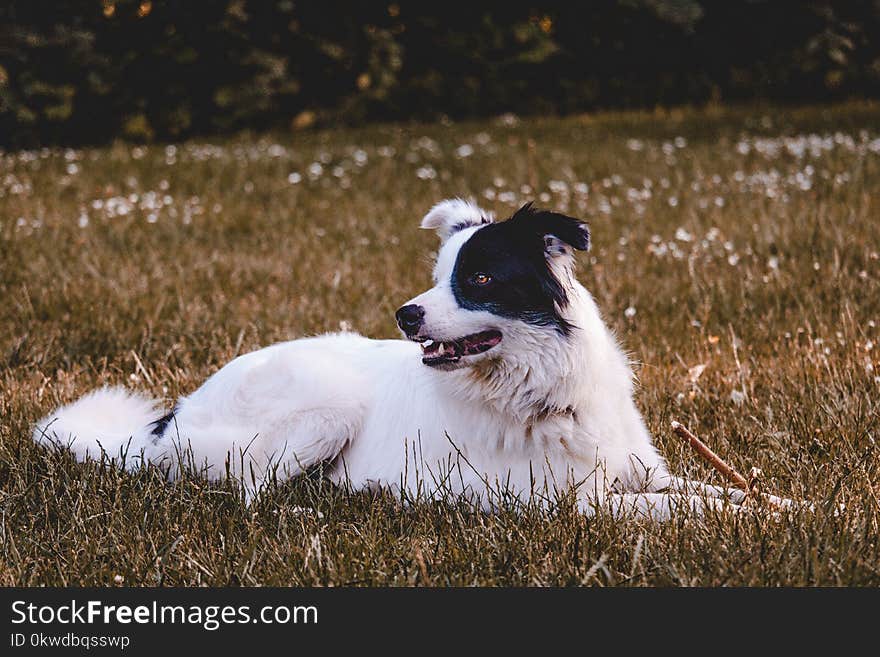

{"left": 396, "top": 199, "right": 590, "bottom": 370}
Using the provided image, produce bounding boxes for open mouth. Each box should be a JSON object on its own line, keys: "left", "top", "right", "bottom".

{"left": 417, "top": 330, "right": 502, "bottom": 366}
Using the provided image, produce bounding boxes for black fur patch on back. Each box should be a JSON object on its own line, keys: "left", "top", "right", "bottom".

{"left": 450, "top": 204, "right": 590, "bottom": 335}
{"left": 150, "top": 409, "right": 175, "bottom": 442}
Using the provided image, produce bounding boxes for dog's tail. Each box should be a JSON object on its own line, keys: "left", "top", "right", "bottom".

{"left": 32, "top": 387, "right": 167, "bottom": 468}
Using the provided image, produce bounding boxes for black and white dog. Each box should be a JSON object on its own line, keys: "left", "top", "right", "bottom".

{"left": 34, "top": 200, "right": 775, "bottom": 517}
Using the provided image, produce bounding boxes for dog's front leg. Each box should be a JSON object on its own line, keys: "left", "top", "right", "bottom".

{"left": 587, "top": 492, "right": 741, "bottom": 521}
{"left": 659, "top": 475, "right": 800, "bottom": 510}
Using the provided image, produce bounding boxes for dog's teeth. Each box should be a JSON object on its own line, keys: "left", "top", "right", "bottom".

{"left": 423, "top": 339, "right": 434, "bottom": 347}
{"left": 437, "top": 343, "right": 445, "bottom": 355}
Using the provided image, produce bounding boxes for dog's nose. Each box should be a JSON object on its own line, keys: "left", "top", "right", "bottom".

{"left": 396, "top": 304, "right": 425, "bottom": 335}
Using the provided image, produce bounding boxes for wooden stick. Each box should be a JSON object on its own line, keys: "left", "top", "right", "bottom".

{"left": 670, "top": 420, "right": 749, "bottom": 491}
{"left": 671, "top": 421, "right": 810, "bottom": 513}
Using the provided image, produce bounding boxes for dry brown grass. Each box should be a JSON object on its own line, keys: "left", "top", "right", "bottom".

{"left": 2, "top": 103, "right": 880, "bottom": 585}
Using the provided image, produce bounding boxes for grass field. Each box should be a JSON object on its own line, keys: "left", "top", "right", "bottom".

{"left": 2, "top": 104, "right": 880, "bottom": 586}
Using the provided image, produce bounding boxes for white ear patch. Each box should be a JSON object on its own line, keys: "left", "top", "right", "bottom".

{"left": 420, "top": 198, "right": 493, "bottom": 243}
{"left": 544, "top": 234, "right": 573, "bottom": 259}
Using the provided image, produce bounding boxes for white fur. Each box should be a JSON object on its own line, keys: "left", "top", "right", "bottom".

{"left": 420, "top": 198, "right": 493, "bottom": 244}
{"left": 33, "top": 200, "right": 759, "bottom": 519}
{"left": 33, "top": 387, "right": 160, "bottom": 464}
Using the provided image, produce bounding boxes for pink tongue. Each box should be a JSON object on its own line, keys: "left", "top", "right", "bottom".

{"left": 422, "top": 331, "right": 501, "bottom": 359}
{"left": 462, "top": 331, "right": 502, "bottom": 355}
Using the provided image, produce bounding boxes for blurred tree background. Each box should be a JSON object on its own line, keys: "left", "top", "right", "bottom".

{"left": 1, "top": 0, "right": 879, "bottom": 146}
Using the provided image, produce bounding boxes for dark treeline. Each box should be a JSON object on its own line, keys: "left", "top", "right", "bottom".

{"left": 1, "top": 0, "right": 879, "bottom": 146}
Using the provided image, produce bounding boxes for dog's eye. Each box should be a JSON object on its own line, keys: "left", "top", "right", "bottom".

{"left": 469, "top": 272, "right": 492, "bottom": 286}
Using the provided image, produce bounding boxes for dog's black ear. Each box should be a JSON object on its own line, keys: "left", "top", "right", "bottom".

{"left": 511, "top": 203, "right": 591, "bottom": 255}
{"left": 421, "top": 198, "right": 493, "bottom": 244}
